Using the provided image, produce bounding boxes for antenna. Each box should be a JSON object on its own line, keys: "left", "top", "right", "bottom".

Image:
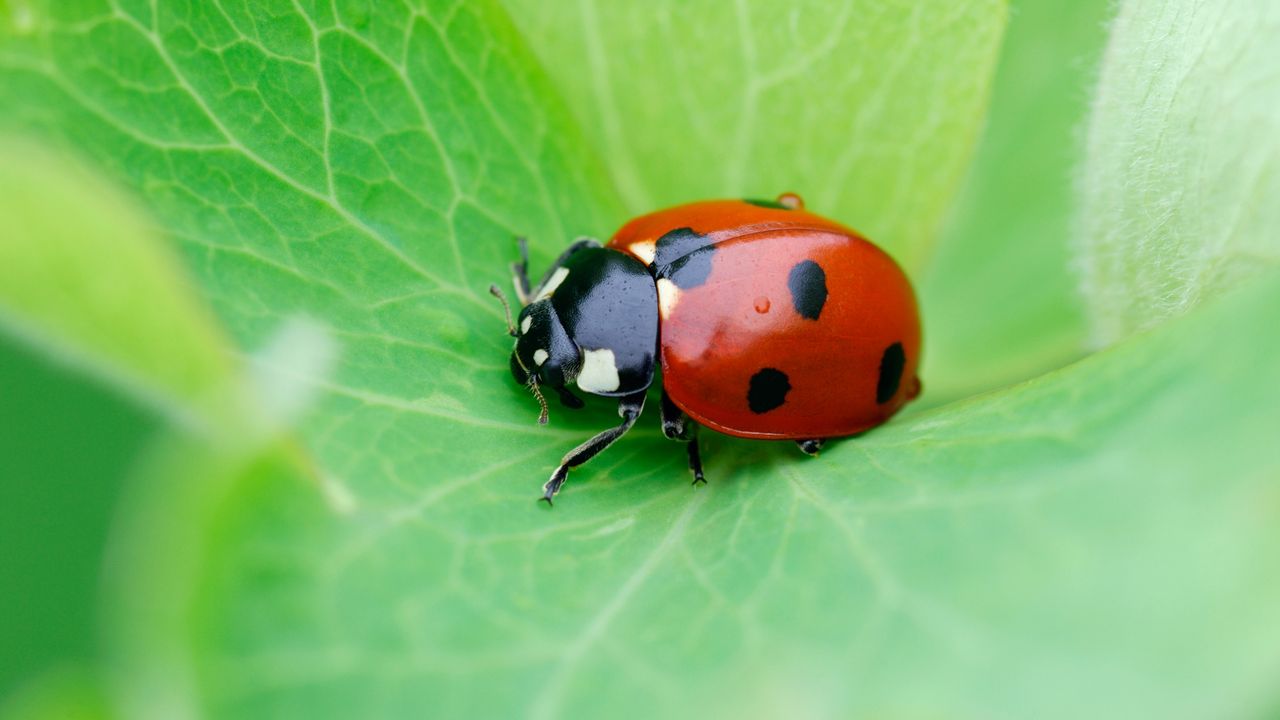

{"left": 488, "top": 284, "right": 517, "bottom": 337}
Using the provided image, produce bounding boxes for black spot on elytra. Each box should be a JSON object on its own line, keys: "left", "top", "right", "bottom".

{"left": 748, "top": 367, "right": 791, "bottom": 414}
{"left": 661, "top": 247, "right": 715, "bottom": 288}
{"left": 743, "top": 198, "right": 792, "bottom": 210}
{"left": 654, "top": 227, "right": 715, "bottom": 288}
{"left": 787, "top": 260, "right": 828, "bottom": 320}
{"left": 654, "top": 227, "right": 710, "bottom": 266}
{"left": 876, "top": 342, "right": 906, "bottom": 404}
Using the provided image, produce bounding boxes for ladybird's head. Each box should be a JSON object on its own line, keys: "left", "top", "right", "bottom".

{"left": 490, "top": 286, "right": 585, "bottom": 424}
{"left": 510, "top": 300, "right": 581, "bottom": 390}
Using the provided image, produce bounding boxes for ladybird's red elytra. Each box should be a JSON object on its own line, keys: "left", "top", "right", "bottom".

{"left": 495, "top": 194, "right": 923, "bottom": 504}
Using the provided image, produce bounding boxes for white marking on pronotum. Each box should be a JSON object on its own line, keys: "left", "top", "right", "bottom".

{"left": 535, "top": 267, "right": 570, "bottom": 300}
{"left": 629, "top": 239, "right": 657, "bottom": 265}
{"left": 520, "top": 315, "right": 532, "bottom": 334}
{"left": 533, "top": 349, "right": 549, "bottom": 366}
{"left": 576, "top": 348, "right": 621, "bottom": 393}
{"left": 656, "top": 278, "right": 680, "bottom": 320}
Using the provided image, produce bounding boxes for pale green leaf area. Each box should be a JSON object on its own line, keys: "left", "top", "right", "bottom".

{"left": 500, "top": 0, "right": 1007, "bottom": 272}
{"left": 919, "top": 0, "right": 1112, "bottom": 400}
{"left": 1077, "top": 0, "right": 1280, "bottom": 344}
{"left": 0, "top": 0, "right": 1278, "bottom": 718}
{"left": 0, "top": 139, "right": 235, "bottom": 427}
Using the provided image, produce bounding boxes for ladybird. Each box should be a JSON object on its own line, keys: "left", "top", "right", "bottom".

{"left": 490, "top": 193, "right": 922, "bottom": 504}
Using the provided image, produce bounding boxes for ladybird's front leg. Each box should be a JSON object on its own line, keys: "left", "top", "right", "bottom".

{"left": 541, "top": 390, "right": 646, "bottom": 504}
{"left": 552, "top": 385, "right": 585, "bottom": 410}
{"left": 511, "top": 236, "right": 532, "bottom": 304}
{"left": 528, "top": 237, "right": 602, "bottom": 300}
{"left": 512, "top": 236, "right": 600, "bottom": 304}
{"left": 661, "top": 390, "right": 706, "bottom": 486}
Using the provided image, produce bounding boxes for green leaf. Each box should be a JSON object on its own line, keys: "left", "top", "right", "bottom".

{"left": 0, "top": 333, "right": 156, "bottom": 705}
{"left": 3, "top": 0, "right": 1278, "bottom": 719}
{"left": 1076, "top": 0, "right": 1280, "bottom": 344}
{"left": 0, "top": 0, "right": 630, "bottom": 710}
{"left": 0, "top": 139, "right": 236, "bottom": 426}
{"left": 500, "top": 0, "right": 1008, "bottom": 271}
{"left": 0, "top": 665, "right": 109, "bottom": 720}
{"left": 0, "top": 139, "right": 237, "bottom": 710}
{"left": 918, "top": 0, "right": 1113, "bottom": 399}
{"left": 0, "top": 138, "right": 270, "bottom": 707}
{"left": 109, "top": 273, "right": 1280, "bottom": 719}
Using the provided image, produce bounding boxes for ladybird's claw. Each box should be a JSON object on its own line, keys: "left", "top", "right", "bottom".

{"left": 542, "top": 466, "right": 568, "bottom": 505}
{"left": 687, "top": 437, "right": 705, "bottom": 486}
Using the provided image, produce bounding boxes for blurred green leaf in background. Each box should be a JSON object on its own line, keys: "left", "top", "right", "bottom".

{"left": 920, "top": 1, "right": 1111, "bottom": 399}
{"left": 1, "top": 0, "right": 1278, "bottom": 718}
{"left": 1077, "top": 0, "right": 1280, "bottom": 344}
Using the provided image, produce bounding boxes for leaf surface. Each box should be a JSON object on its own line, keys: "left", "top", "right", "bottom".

{"left": 918, "top": 0, "right": 1112, "bottom": 399}
{"left": 1076, "top": 0, "right": 1280, "bottom": 343}
{"left": 110, "top": 272, "right": 1280, "bottom": 720}
{"left": 2, "top": 1, "right": 1278, "bottom": 719}
{"left": 0, "top": 139, "right": 234, "bottom": 425}
{"left": 501, "top": 0, "right": 1008, "bottom": 271}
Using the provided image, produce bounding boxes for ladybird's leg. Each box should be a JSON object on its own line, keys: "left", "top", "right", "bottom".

{"left": 660, "top": 390, "right": 705, "bottom": 485}
{"left": 659, "top": 389, "right": 691, "bottom": 441}
{"left": 552, "top": 384, "right": 585, "bottom": 410}
{"left": 686, "top": 428, "right": 705, "bottom": 486}
{"left": 541, "top": 390, "right": 646, "bottom": 504}
{"left": 511, "top": 236, "right": 532, "bottom": 304}
{"left": 530, "top": 237, "right": 602, "bottom": 298}
{"left": 796, "top": 438, "right": 825, "bottom": 456}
